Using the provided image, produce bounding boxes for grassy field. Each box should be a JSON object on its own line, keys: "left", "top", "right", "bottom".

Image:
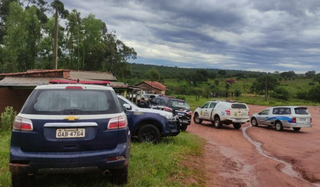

{"left": 165, "top": 77, "right": 319, "bottom": 109}
{"left": 0, "top": 131, "right": 205, "bottom": 187}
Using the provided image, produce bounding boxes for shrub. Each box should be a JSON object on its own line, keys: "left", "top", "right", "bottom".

{"left": 308, "top": 85, "right": 320, "bottom": 102}
{"left": 176, "top": 95, "right": 186, "bottom": 100}
{"left": 309, "top": 82, "right": 315, "bottom": 86}
{"left": 271, "top": 88, "right": 289, "bottom": 100}
{"left": 0, "top": 106, "right": 17, "bottom": 131}
{"left": 234, "top": 89, "right": 241, "bottom": 97}
{"left": 296, "top": 92, "right": 308, "bottom": 100}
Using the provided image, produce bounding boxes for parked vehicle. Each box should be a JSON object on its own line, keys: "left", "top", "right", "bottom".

{"left": 118, "top": 95, "right": 180, "bottom": 142}
{"left": 149, "top": 96, "right": 192, "bottom": 131}
{"left": 9, "top": 84, "right": 131, "bottom": 186}
{"left": 193, "top": 100, "right": 250, "bottom": 129}
{"left": 250, "top": 106, "right": 312, "bottom": 131}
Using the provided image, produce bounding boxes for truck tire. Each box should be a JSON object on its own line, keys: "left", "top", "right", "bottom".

{"left": 233, "top": 123, "right": 241, "bottom": 129}
{"left": 214, "top": 116, "right": 222, "bottom": 128}
{"left": 12, "top": 174, "right": 35, "bottom": 187}
{"left": 110, "top": 164, "right": 129, "bottom": 184}
{"left": 180, "top": 124, "right": 188, "bottom": 131}
{"left": 193, "top": 113, "right": 202, "bottom": 124}
{"left": 138, "top": 124, "right": 161, "bottom": 143}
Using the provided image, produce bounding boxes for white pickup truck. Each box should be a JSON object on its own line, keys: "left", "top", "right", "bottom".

{"left": 193, "top": 101, "right": 250, "bottom": 129}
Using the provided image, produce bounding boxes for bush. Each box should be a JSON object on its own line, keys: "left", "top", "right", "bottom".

{"left": 271, "top": 88, "right": 289, "bottom": 100}
{"left": 309, "top": 82, "right": 315, "bottom": 86}
{"left": 296, "top": 92, "right": 308, "bottom": 100}
{"left": 234, "top": 89, "right": 241, "bottom": 97}
{"left": 0, "top": 106, "right": 17, "bottom": 131}
{"left": 308, "top": 85, "right": 320, "bottom": 102}
{"left": 176, "top": 95, "right": 186, "bottom": 100}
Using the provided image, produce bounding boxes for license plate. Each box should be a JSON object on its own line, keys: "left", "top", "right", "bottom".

{"left": 298, "top": 118, "right": 306, "bottom": 122}
{"left": 177, "top": 112, "right": 185, "bottom": 116}
{"left": 236, "top": 119, "right": 242, "bottom": 122}
{"left": 56, "top": 128, "right": 85, "bottom": 138}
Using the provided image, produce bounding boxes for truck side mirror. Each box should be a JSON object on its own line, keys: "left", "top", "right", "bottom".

{"left": 123, "top": 103, "right": 131, "bottom": 111}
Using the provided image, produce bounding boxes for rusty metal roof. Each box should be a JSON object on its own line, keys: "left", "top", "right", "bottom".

{"left": 70, "top": 71, "right": 117, "bottom": 81}
{"left": 0, "top": 77, "right": 52, "bottom": 86}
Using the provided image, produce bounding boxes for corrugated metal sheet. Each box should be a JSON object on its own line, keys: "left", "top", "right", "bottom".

{"left": 70, "top": 71, "right": 117, "bottom": 81}
{"left": 0, "top": 77, "right": 52, "bottom": 86}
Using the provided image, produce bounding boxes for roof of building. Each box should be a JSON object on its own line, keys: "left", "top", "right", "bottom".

{"left": 0, "top": 69, "right": 117, "bottom": 81}
{"left": 0, "top": 77, "right": 55, "bottom": 86}
{"left": 138, "top": 81, "right": 167, "bottom": 91}
{"left": 70, "top": 71, "right": 117, "bottom": 81}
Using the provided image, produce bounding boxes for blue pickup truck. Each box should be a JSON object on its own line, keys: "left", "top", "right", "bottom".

{"left": 117, "top": 95, "right": 180, "bottom": 142}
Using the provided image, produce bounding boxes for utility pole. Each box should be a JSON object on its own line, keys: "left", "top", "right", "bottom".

{"left": 52, "top": 6, "right": 59, "bottom": 69}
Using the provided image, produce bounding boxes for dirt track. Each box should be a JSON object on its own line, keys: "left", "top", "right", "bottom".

{"left": 187, "top": 105, "right": 320, "bottom": 187}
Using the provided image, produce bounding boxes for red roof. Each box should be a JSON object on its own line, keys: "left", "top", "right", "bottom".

{"left": 143, "top": 81, "right": 167, "bottom": 91}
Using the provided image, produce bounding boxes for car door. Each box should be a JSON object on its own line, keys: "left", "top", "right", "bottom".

{"left": 208, "top": 102, "right": 217, "bottom": 120}
{"left": 199, "top": 102, "right": 210, "bottom": 120}
{"left": 256, "top": 109, "right": 270, "bottom": 125}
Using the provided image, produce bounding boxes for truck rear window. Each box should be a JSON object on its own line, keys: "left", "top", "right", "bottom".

{"left": 172, "top": 100, "right": 190, "bottom": 109}
{"left": 231, "top": 104, "right": 247, "bottom": 109}
{"left": 294, "top": 108, "right": 309, "bottom": 115}
{"left": 22, "top": 89, "right": 121, "bottom": 115}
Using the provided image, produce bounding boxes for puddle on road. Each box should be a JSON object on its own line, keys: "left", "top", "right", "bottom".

{"left": 242, "top": 126, "right": 320, "bottom": 187}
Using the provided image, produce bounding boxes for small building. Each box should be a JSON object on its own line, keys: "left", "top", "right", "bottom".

{"left": 226, "top": 79, "right": 237, "bottom": 84}
{"left": 136, "top": 81, "right": 167, "bottom": 95}
{"left": 0, "top": 69, "right": 129, "bottom": 114}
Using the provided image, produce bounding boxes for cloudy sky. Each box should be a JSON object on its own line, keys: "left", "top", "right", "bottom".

{"left": 60, "top": 0, "right": 320, "bottom": 73}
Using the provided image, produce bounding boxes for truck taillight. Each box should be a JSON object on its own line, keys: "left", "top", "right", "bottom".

{"left": 187, "top": 111, "right": 192, "bottom": 116}
{"left": 225, "top": 110, "right": 230, "bottom": 116}
{"left": 292, "top": 117, "right": 296, "bottom": 123}
{"left": 13, "top": 116, "right": 33, "bottom": 131}
{"left": 107, "top": 114, "right": 128, "bottom": 129}
{"left": 310, "top": 117, "right": 312, "bottom": 123}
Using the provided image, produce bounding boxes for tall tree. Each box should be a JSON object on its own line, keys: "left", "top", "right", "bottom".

{"left": 3, "top": 2, "right": 41, "bottom": 71}
{"left": 250, "top": 74, "right": 279, "bottom": 99}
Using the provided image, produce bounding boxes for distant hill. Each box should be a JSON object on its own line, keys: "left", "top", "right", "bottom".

{"left": 129, "top": 63, "right": 263, "bottom": 79}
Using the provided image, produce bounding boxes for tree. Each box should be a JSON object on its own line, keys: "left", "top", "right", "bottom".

{"left": 218, "top": 70, "right": 226, "bottom": 77}
{"left": 306, "top": 70, "right": 316, "bottom": 79}
{"left": 250, "top": 74, "right": 279, "bottom": 99}
{"left": 146, "top": 68, "right": 160, "bottom": 81}
{"left": 3, "top": 2, "right": 41, "bottom": 72}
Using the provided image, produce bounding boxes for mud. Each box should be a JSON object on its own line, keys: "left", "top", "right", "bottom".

{"left": 187, "top": 104, "right": 320, "bottom": 187}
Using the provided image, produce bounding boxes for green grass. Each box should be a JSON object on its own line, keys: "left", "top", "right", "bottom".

{"left": 0, "top": 131, "right": 205, "bottom": 187}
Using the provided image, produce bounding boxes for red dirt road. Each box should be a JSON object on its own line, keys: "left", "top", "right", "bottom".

{"left": 187, "top": 105, "right": 320, "bottom": 187}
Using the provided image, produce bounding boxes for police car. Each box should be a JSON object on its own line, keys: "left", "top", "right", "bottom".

{"left": 9, "top": 84, "right": 131, "bottom": 186}
{"left": 251, "top": 106, "right": 312, "bottom": 131}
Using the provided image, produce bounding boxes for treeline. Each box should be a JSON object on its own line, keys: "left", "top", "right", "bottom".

{"left": 0, "top": 0, "right": 136, "bottom": 78}
{"left": 129, "top": 63, "right": 262, "bottom": 79}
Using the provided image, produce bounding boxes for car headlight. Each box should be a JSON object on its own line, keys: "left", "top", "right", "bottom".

{"left": 159, "top": 113, "right": 173, "bottom": 120}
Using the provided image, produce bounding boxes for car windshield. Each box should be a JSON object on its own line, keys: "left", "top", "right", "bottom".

{"left": 172, "top": 100, "right": 190, "bottom": 109}
{"left": 294, "top": 107, "right": 309, "bottom": 115}
{"left": 22, "top": 89, "right": 121, "bottom": 115}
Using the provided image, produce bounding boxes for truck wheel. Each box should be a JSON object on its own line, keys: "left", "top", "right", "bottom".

{"left": 251, "top": 118, "right": 258, "bottom": 127}
{"left": 180, "top": 124, "right": 188, "bottom": 131}
{"left": 214, "top": 116, "right": 222, "bottom": 128}
{"left": 233, "top": 123, "right": 241, "bottom": 129}
{"left": 293, "top": 127, "right": 301, "bottom": 132}
{"left": 193, "top": 113, "right": 202, "bottom": 124}
{"left": 110, "top": 164, "right": 128, "bottom": 184}
{"left": 275, "top": 121, "right": 283, "bottom": 131}
{"left": 138, "top": 124, "right": 160, "bottom": 143}
{"left": 12, "top": 174, "right": 35, "bottom": 187}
